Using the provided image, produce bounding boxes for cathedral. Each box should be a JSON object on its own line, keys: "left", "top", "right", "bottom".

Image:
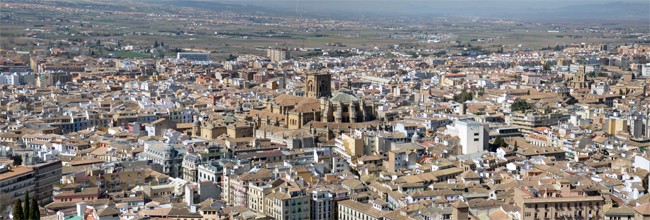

{"left": 310, "top": 73, "right": 377, "bottom": 124}
{"left": 246, "top": 73, "right": 379, "bottom": 135}
{"left": 320, "top": 88, "right": 374, "bottom": 123}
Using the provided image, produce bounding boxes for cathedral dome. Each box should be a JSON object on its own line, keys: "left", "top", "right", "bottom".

{"left": 330, "top": 88, "right": 359, "bottom": 103}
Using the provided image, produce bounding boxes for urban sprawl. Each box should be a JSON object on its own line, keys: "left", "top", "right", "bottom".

{"left": 1, "top": 2, "right": 650, "bottom": 220}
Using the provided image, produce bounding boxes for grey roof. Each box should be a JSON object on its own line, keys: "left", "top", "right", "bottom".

{"left": 330, "top": 88, "right": 359, "bottom": 103}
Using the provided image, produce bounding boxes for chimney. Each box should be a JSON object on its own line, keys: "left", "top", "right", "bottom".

{"left": 76, "top": 202, "right": 86, "bottom": 217}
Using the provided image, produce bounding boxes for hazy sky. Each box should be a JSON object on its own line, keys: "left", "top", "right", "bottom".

{"left": 216, "top": 0, "right": 648, "bottom": 15}
{"left": 212, "top": 0, "right": 648, "bottom": 19}
{"left": 220, "top": 0, "right": 647, "bottom": 8}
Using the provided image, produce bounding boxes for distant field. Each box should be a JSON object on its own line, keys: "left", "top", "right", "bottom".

{"left": 0, "top": 0, "right": 645, "bottom": 57}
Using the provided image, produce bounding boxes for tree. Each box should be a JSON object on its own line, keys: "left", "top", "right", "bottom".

{"left": 454, "top": 90, "right": 473, "bottom": 103}
{"left": 154, "top": 40, "right": 159, "bottom": 48}
{"left": 490, "top": 135, "right": 507, "bottom": 152}
{"left": 11, "top": 155, "right": 22, "bottom": 165}
{"left": 226, "top": 54, "right": 237, "bottom": 61}
{"left": 160, "top": 41, "right": 165, "bottom": 47}
{"left": 23, "top": 193, "right": 29, "bottom": 219}
{"left": 587, "top": 71, "right": 597, "bottom": 78}
{"left": 13, "top": 199, "right": 24, "bottom": 220}
{"left": 496, "top": 136, "right": 506, "bottom": 148}
{"left": 511, "top": 99, "right": 532, "bottom": 112}
{"left": 29, "top": 198, "right": 39, "bottom": 220}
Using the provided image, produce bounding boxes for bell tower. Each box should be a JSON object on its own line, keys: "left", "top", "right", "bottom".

{"left": 305, "top": 73, "right": 331, "bottom": 98}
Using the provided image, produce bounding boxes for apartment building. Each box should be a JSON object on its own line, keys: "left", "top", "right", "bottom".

{"left": 0, "top": 164, "right": 34, "bottom": 209}
{"left": 27, "top": 159, "right": 62, "bottom": 204}
{"left": 310, "top": 186, "right": 350, "bottom": 220}
{"left": 514, "top": 182, "right": 605, "bottom": 220}
{"left": 338, "top": 200, "right": 388, "bottom": 220}
{"left": 509, "top": 112, "right": 567, "bottom": 134}
{"left": 263, "top": 184, "right": 310, "bottom": 220}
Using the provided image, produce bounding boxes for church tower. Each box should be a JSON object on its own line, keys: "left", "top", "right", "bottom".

{"left": 192, "top": 116, "right": 201, "bottom": 137}
{"left": 569, "top": 64, "right": 591, "bottom": 89}
{"left": 305, "top": 73, "right": 332, "bottom": 98}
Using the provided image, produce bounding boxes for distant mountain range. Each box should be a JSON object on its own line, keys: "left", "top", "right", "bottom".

{"left": 528, "top": 2, "right": 650, "bottom": 20}
{"left": 29, "top": 0, "right": 650, "bottom": 20}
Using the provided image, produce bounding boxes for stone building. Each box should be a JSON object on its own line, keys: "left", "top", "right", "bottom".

{"left": 305, "top": 73, "right": 332, "bottom": 99}
{"left": 140, "top": 141, "right": 184, "bottom": 178}
{"left": 321, "top": 88, "right": 377, "bottom": 123}
{"left": 568, "top": 65, "right": 592, "bottom": 89}
{"left": 182, "top": 153, "right": 201, "bottom": 182}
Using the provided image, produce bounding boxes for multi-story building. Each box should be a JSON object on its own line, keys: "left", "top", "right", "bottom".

{"left": 0, "top": 72, "right": 35, "bottom": 85}
{"left": 386, "top": 149, "right": 418, "bottom": 172}
{"left": 641, "top": 63, "right": 650, "bottom": 77}
{"left": 266, "top": 48, "right": 290, "bottom": 62}
{"left": 264, "top": 184, "right": 310, "bottom": 220}
{"left": 221, "top": 168, "right": 273, "bottom": 207}
{"left": 36, "top": 70, "right": 72, "bottom": 87}
{"left": 197, "top": 160, "right": 224, "bottom": 184}
{"left": 509, "top": 112, "right": 566, "bottom": 134}
{"left": 445, "top": 120, "right": 489, "bottom": 154}
{"left": 27, "top": 159, "right": 62, "bottom": 205}
{"left": 0, "top": 163, "right": 34, "bottom": 211}
{"left": 604, "top": 116, "right": 628, "bottom": 135}
{"left": 310, "top": 186, "right": 350, "bottom": 220}
{"left": 182, "top": 154, "right": 201, "bottom": 182}
{"left": 514, "top": 183, "right": 605, "bottom": 220}
{"left": 88, "top": 169, "right": 169, "bottom": 193}
{"left": 248, "top": 181, "right": 274, "bottom": 214}
{"left": 140, "top": 141, "right": 184, "bottom": 178}
{"left": 334, "top": 133, "right": 364, "bottom": 165}
{"left": 629, "top": 110, "right": 649, "bottom": 139}
{"left": 158, "top": 108, "right": 193, "bottom": 124}
{"left": 338, "top": 199, "right": 388, "bottom": 220}
{"left": 176, "top": 52, "right": 210, "bottom": 61}
{"left": 43, "top": 115, "right": 90, "bottom": 133}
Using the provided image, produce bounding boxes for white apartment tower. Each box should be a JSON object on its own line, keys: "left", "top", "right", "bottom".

{"left": 447, "top": 120, "right": 489, "bottom": 154}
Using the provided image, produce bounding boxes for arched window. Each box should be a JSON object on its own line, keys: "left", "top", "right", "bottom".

{"left": 307, "top": 81, "right": 314, "bottom": 92}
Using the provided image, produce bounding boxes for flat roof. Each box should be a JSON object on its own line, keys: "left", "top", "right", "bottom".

{"left": 0, "top": 166, "right": 33, "bottom": 180}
